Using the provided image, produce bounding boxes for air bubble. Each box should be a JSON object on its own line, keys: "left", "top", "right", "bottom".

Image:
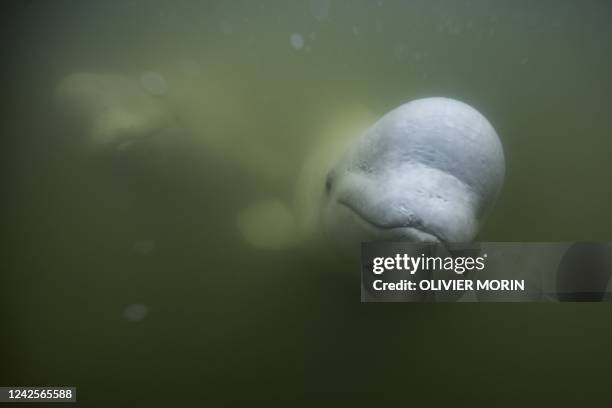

{"left": 123, "top": 304, "right": 148, "bottom": 322}
{"left": 290, "top": 33, "right": 304, "bottom": 50}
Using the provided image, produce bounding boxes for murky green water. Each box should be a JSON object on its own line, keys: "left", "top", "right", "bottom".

{"left": 3, "top": 0, "right": 612, "bottom": 405}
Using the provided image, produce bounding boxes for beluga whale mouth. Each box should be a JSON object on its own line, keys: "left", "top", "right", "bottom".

{"left": 318, "top": 97, "right": 505, "bottom": 253}
{"left": 336, "top": 199, "right": 444, "bottom": 243}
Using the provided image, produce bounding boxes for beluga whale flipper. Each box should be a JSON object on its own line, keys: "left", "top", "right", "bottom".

{"left": 317, "top": 97, "right": 505, "bottom": 253}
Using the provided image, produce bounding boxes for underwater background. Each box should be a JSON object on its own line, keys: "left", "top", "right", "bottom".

{"left": 2, "top": 0, "right": 612, "bottom": 404}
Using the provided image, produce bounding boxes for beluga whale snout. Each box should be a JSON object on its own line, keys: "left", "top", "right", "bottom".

{"left": 320, "top": 97, "right": 505, "bottom": 250}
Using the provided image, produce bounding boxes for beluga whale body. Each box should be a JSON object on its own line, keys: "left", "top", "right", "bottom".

{"left": 318, "top": 97, "right": 505, "bottom": 252}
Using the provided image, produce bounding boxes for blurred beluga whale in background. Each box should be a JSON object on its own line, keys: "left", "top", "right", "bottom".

{"left": 55, "top": 72, "right": 178, "bottom": 158}
{"left": 240, "top": 97, "right": 505, "bottom": 254}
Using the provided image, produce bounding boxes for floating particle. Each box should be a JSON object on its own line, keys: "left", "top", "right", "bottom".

{"left": 290, "top": 33, "right": 304, "bottom": 50}
{"left": 310, "top": 0, "right": 330, "bottom": 21}
{"left": 133, "top": 240, "right": 156, "bottom": 254}
{"left": 140, "top": 71, "right": 168, "bottom": 96}
{"left": 394, "top": 43, "right": 408, "bottom": 61}
{"left": 123, "top": 304, "right": 148, "bottom": 322}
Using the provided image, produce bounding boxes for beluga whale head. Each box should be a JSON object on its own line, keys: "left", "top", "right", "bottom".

{"left": 319, "top": 97, "right": 505, "bottom": 251}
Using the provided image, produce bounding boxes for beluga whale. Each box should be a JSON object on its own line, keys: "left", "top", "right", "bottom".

{"left": 55, "top": 72, "right": 177, "bottom": 160}
{"left": 238, "top": 97, "right": 505, "bottom": 254}
{"left": 318, "top": 97, "right": 505, "bottom": 253}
